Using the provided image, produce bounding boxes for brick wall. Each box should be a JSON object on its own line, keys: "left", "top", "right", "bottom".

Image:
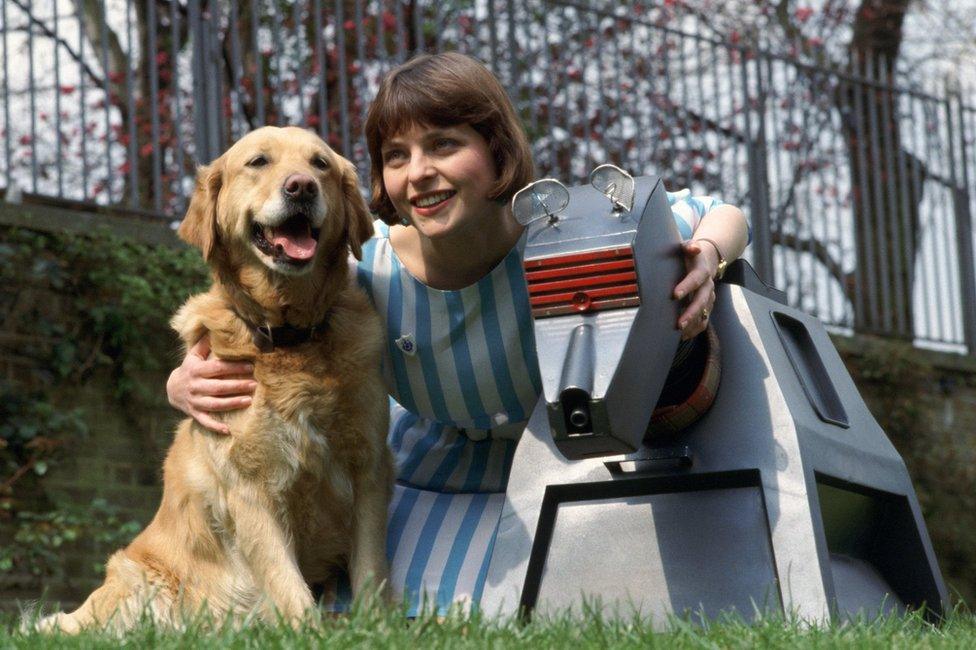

{"left": 0, "top": 205, "right": 184, "bottom": 612}
{"left": 0, "top": 365, "right": 177, "bottom": 611}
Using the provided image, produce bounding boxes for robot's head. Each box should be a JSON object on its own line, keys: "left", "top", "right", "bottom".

{"left": 513, "top": 166, "right": 686, "bottom": 459}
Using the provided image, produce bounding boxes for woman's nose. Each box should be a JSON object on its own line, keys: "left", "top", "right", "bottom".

{"left": 406, "top": 153, "right": 435, "bottom": 184}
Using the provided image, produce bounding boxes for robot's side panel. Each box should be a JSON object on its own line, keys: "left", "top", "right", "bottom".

{"left": 533, "top": 486, "right": 780, "bottom": 621}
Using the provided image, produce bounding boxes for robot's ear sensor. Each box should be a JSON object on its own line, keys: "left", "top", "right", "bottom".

{"left": 511, "top": 178, "right": 571, "bottom": 226}
{"left": 589, "top": 163, "right": 635, "bottom": 213}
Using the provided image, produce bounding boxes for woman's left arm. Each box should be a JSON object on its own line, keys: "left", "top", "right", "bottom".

{"left": 673, "top": 203, "right": 750, "bottom": 340}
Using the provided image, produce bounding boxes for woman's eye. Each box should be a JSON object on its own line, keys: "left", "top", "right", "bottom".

{"left": 434, "top": 138, "right": 458, "bottom": 150}
{"left": 247, "top": 155, "right": 269, "bottom": 168}
{"left": 312, "top": 156, "right": 329, "bottom": 170}
{"left": 383, "top": 150, "right": 406, "bottom": 164}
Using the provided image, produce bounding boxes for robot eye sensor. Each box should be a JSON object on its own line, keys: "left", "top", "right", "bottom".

{"left": 589, "top": 163, "right": 635, "bottom": 213}
{"left": 512, "top": 178, "right": 571, "bottom": 226}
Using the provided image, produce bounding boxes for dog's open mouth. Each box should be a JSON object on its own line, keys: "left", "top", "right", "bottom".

{"left": 251, "top": 214, "right": 321, "bottom": 265}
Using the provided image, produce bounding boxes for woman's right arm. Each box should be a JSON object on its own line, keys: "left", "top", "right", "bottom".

{"left": 166, "top": 335, "right": 257, "bottom": 434}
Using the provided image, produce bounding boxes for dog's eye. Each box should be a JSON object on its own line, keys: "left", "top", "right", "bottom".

{"left": 312, "top": 156, "right": 330, "bottom": 171}
{"left": 247, "top": 155, "right": 269, "bottom": 168}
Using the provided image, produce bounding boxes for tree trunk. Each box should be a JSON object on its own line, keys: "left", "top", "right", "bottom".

{"left": 841, "top": 0, "right": 920, "bottom": 338}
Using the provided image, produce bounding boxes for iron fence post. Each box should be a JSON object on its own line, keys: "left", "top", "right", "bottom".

{"left": 951, "top": 187, "right": 976, "bottom": 353}
{"left": 206, "top": 8, "right": 224, "bottom": 161}
{"left": 949, "top": 89, "right": 976, "bottom": 353}
{"left": 188, "top": 0, "right": 209, "bottom": 163}
{"left": 189, "top": 0, "right": 222, "bottom": 163}
{"left": 741, "top": 49, "right": 773, "bottom": 285}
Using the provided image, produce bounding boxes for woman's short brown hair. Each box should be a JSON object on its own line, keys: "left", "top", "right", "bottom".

{"left": 364, "top": 52, "right": 535, "bottom": 224}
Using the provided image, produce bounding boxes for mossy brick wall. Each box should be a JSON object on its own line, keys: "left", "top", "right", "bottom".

{"left": 0, "top": 344, "right": 179, "bottom": 612}
{"left": 0, "top": 207, "right": 190, "bottom": 613}
{"left": 0, "top": 362, "right": 178, "bottom": 611}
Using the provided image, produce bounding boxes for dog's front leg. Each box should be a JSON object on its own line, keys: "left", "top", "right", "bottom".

{"left": 227, "top": 487, "right": 314, "bottom": 623}
{"left": 349, "top": 465, "right": 393, "bottom": 603}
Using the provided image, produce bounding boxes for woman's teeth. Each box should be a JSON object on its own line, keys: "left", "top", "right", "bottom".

{"left": 415, "top": 191, "right": 454, "bottom": 208}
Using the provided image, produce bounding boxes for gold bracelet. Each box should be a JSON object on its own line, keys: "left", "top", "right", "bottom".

{"left": 693, "top": 237, "right": 728, "bottom": 280}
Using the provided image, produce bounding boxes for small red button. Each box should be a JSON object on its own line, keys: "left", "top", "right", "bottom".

{"left": 572, "top": 291, "right": 591, "bottom": 312}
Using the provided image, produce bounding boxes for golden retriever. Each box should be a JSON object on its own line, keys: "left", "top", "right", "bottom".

{"left": 36, "top": 126, "right": 393, "bottom": 632}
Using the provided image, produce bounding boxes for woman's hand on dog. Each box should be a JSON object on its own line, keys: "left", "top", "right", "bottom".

{"left": 166, "top": 335, "right": 257, "bottom": 435}
{"left": 673, "top": 240, "right": 719, "bottom": 341}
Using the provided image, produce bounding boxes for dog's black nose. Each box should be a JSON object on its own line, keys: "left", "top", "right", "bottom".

{"left": 283, "top": 174, "right": 318, "bottom": 201}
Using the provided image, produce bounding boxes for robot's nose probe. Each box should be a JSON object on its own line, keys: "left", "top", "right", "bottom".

{"left": 558, "top": 324, "right": 595, "bottom": 435}
{"left": 569, "top": 406, "right": 589, "bottom": 429}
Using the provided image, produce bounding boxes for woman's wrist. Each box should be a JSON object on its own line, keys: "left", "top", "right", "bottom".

{"left": 693, "top": 237, "right": 725, "bottom": 279}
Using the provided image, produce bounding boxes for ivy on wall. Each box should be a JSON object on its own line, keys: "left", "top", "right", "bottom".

{"left": 841, "top": 338, "right": 976, "bottom": 605}
{"left": 0, "top": 225, "right": 208, "bottom": 576}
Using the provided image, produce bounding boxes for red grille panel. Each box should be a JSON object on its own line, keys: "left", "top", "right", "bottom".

{"left": 524, "top": 247, "right": 640, "bottom": 318}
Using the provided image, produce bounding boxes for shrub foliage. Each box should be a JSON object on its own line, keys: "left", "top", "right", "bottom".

{"left": 0, "top": 225, "right": 208, "bottom": 577}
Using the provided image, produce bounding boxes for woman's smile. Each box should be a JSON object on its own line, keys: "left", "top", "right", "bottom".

{"left": 410, "top": 189, "right": 457, "bottom": 215}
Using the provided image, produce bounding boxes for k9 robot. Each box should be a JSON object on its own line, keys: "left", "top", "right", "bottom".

{"left": 477, "top": 166, "right": 948, "bottom": 624}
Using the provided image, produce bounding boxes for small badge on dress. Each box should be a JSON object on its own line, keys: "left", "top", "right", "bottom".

{"left": 395, "top": 333, "right": 417, "bottom": 356}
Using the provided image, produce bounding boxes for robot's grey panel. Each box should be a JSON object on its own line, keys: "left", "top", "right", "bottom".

{"left": 535, "top": 308, "right": 639, "bottom": 405}
{"left": 532, "top": 486, "right": 780, "bottom": 621}
{"left": 602, "top": 182, "right": 684, "bottom": 455}
{"left": 722, "top": 259, "right": 788, "bottom": 305}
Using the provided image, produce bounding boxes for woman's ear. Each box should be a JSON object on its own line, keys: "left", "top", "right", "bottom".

{"left": 342, "top": 160, "right": 375, "bottom": 261}
{"left": 178, "top": 158, "right": 224, "bottom": 260}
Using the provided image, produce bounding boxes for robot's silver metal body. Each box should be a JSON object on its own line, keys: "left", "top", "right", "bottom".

{"left": 478, "top": 175, "right": 948, "bottom": 623}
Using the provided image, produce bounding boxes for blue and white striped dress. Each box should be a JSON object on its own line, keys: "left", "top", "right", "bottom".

{"left": 345, "top": 190, "right": 725, "bottom": 614}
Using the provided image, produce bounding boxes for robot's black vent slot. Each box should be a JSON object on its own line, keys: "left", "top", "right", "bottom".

{"left": 815, "top": 475, "right": 943, "bottom": 620}
{"left": 772, "top": 311, "right": 849, "bottom": 428}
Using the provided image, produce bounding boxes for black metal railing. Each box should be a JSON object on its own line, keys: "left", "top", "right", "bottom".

{"left": 2, "top": 1, "right": 975, "bottom": 353}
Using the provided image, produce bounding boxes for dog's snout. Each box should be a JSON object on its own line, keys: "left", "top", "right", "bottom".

{"left": 283, "top": 174, "right": 318, "bottom": 201}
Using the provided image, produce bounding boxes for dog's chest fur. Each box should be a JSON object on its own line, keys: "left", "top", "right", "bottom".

{"left": 227, "top": 340, "right": 373, "bottom": 488}
{"left": 173, "top": 285, "right": 386, "bottom": 580}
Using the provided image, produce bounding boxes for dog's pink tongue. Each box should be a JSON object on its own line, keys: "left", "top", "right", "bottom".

{"left": 270, "top": 222, "right": 317, "bottom": 260}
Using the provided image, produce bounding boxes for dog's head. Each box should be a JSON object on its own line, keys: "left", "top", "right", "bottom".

{"left": 178, "top": 126, "right": 373, "bottom": 276}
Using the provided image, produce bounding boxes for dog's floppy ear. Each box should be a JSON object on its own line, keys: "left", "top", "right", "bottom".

{"left": 341, "top": 161, "right": 375, "bottom": 261}
{"left": 179, "top": 159, "right": 224, "bottom": 261}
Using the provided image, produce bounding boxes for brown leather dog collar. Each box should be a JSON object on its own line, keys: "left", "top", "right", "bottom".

{"left": 233, "top": 310, "right": 329, "bottom": 353}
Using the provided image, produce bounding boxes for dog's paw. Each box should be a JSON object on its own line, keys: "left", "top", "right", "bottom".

{"left": 29, "top": 612, "right": 80, "bottom": 635}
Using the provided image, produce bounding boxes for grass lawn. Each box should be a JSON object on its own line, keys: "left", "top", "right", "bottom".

{"left": 2, "top": 602, "right": 975, "bottom": 649}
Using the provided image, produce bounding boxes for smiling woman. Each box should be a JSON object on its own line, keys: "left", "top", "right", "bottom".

{"left": 364, "top": 53, "right": 535, "bottom": 291}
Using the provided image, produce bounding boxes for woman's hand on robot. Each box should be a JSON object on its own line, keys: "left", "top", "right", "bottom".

{"left": 673, "top": 239, "right": 719, "bottom": 340}
{"left": 166, "top": 335, "right": 257, "bottom": 435}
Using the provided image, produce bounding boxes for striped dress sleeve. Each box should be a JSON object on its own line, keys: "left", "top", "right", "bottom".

{"left": 666, "top": 188, "right": 725, "bottom": 240}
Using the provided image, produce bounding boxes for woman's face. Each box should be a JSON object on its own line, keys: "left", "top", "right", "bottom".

{"left": 381, "top": 123, "right": 504, "bottom": 242}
